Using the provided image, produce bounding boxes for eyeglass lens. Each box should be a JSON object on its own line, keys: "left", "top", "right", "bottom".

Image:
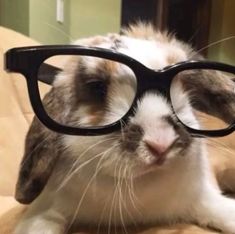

{"left": 38, "top": 55, "right": 235, "bottom": 132}
{"left": 170, "top": 69, "right": 235, "bottom": 131}
{"left": 38, "top": 55, "right": 137, "bottom": 128}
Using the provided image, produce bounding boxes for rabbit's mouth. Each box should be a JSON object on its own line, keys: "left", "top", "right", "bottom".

{"left": 127, "top": 139, "right": 191, "bottom": 179}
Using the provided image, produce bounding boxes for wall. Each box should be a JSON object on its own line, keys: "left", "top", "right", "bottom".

{"left": 0, "top": 0, "right": 121, "bottom": 44}
{"left": 0, "top": 0, "right": 29, "bottom": 35}
{"left": 30, "top": 0, "right": 121, "bottom": 44}
{"left": 69, "top": 0, "right": 121, "bottom": 40}
{"left": 29, "top": 0, "right": 71, "bottom": 44}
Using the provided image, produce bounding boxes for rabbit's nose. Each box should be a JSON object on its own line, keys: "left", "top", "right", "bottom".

{"left": 144, "top": 139, "right": 174, "bottom": 165}
{"left": 144, "top": 139, "right": 169, "bottom": 158}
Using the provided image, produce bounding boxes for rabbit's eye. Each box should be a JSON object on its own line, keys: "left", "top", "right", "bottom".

{"left": 85, "top": 80, "right": 107, "bottom": 102}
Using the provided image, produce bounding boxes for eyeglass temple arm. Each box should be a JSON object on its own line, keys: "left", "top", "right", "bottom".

{"left": 38, "top": 63, "right": 62, "bottom": 85}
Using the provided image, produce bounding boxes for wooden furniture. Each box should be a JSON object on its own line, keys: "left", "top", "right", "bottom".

{"left": 121, "top": 0, "right": 211, "bottom": 55}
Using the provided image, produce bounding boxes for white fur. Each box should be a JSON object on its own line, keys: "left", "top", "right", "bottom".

{"left": 119, "top": 36, "right": 188, "bottom": 70}
{"left": 15, "top": 34, "right": 235, "bottom": 234}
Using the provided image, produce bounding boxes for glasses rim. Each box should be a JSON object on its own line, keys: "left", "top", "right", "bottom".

{"left": 4, "top": 45, "right": 235, "bottom": 137}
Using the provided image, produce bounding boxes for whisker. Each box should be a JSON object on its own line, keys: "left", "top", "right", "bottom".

{"left": 206, "top": 138, "right": 234, "bottom": 155}
{"left": 42, "top": 22, "right": 75, "bottom": 42}
{"left": 95, "top": 152, "right": 122, "bottom": 234}
{"left": 108, "top": 157, "right": 122, "bottom": 234}
{"left": 188, "top": 27, "right": 200, "bottom": 44}
{"left": 20, "top": 133, "right": 52, "bottom": 167}
{"left": 191, "top": 36, "right": 235, "bottom": 58}
{"left": 117, "top": 163, "right": 128, "bottom": 234}
{"left": 96, "top": 191, "right": 111, "bottom": 234}
{"left": 57, "top": 141, "right": 119, "bottom": 192}
{"left": 67, "top": 149, "right": 114, "bottom": 230}
{"left": 58, "top": 137, "right": 119, "bottom": 190}
{"left": 121, "top": 164, "right": 138, "bottom": 228}
{"left": 56, "top": 152, "right": 101, "bottom": 192}
{"left": 126, "top": 165, "right": 143, "bottom": 217}
{"left": 94, "top": 142, "right": 120, "bottom": 182}
{"left": 70, "top": 136, "right": 118, "bottom": 168}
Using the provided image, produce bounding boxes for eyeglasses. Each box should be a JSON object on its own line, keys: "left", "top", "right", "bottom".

{"left": 4, "top": 45, "right": 235, "bottom": 137}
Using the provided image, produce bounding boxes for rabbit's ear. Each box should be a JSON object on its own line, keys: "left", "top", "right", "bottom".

{"left": 15, "top": 118, "right": 59, "bottom": 204}
{"left": 181, "top": 69, "right": 235, "bottom": 124}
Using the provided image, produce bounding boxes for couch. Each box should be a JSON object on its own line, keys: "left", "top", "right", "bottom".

{"left": 1, "top": 26, "right": 235, "bottom": 234}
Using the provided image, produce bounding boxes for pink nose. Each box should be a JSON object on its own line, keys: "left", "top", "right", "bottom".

{"left": 144, "top": 139, "right": 169, "bottom": 158}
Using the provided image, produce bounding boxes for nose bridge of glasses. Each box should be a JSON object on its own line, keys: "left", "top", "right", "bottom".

{"left": 137, "top": 69, "right": 170, "bottom": 95}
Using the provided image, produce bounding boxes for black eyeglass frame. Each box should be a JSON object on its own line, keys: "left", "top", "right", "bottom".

{"left": 4, "top": 45, "right": 235, "bottom": 137}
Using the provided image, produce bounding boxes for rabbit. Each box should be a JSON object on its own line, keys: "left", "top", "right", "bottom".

{"left": 14, "top": 23, "right": 235, "bottom": 234}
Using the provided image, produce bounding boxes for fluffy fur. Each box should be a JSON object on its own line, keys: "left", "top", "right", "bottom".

{"left": 14, "top": 23, "right": 235, "bottom": 234}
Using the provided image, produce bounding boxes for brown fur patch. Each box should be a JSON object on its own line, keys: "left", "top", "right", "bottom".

{"left": 86, "top": 108, "right": 106, "bottom": 126}
{"left": 75, "top": 35, "right": 108, "bottom": 47}
{"left": 120, "top": 124, "right": 143, "bottom": 152}
{"left": 103, "top": 59, "right": 118, "bottom": 75}
{"left": 15, "top": 89, "right": 64, "bottom": 204}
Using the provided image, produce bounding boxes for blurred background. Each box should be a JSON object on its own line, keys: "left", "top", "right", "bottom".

{"left": 0, "top": 0, "right": 235, "bottom": 64}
